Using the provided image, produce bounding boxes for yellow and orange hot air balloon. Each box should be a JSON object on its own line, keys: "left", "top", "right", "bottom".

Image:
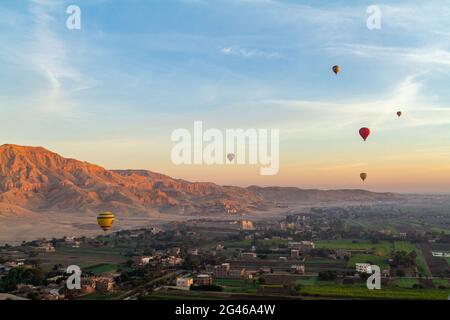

{"left": 332, "top": 65, "right": 340, "bottom": 75}
{"left": 360, "top": 173, "right": 367, "bottom": 182}
{"left": 97, "top": 212, "right": 115, "bottom": 232}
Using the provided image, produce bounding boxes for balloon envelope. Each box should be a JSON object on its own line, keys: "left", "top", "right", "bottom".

{"left": 227, "top": 153, "right": 235, "bottom": 162}
{"left": 97, "top": 212, "right": 115, "bottom": 232}
{"left": 360, "top": 173, "right": 367, "bottom": 181}
{"left": 397, "top": 111, "right": 402, "bottom": 117}
{"left": 332, "top": 65, "right": 340, "bottom": 75}
{"left": 359, "top": 127, "right": 371, "bottom": 141}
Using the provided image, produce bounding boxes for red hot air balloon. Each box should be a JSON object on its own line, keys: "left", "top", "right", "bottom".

{"left": 397, "top": 111, "right": 402, "bottom": 117}
{"left": 359, "top": 127, "right": 370, "bottom": 141}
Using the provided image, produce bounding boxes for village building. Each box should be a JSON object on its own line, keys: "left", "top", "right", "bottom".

{"left": 95, "top": 277, "right": 114, "bottom": 293}
{"left": 241, "top": 220, "right": 255, "bottom": 230}
{"left": 81, "top": 277, "right": 97, "bottom": 294}
{"left": 288, "top": 241, "right": 315, "bottom": 252}
{"left": 291, "top": 265, "right": 305, "bottom": 274}
{"left": 36, "top": 243, "right": 56, "bottom": 253}
{"left": 213, "top": 263, "right": 230, "bottom": 277}
{"left": 356, "top": 263, "right": 372, "bottom": 274}
{"left": 228, "top": 269, "right": 244, "bottom": 278}
{"left": 241, "top": 252, "right": 257, "bottom": 260}
{"left": 176, "top": 276, "right": 194, "bottom": 289}
{"left": 65, "top": 236, "right": 81, "bottom": 247}
{"left": 135, "top": 256, "right": 153, "bottom": 266}
{"left": 194, "top": 274, "right": 213, "bottom": 286}
{"left": 431, "top": 251, "right": 450, "bottom": 258}
{"left": 162, "top": 256, "right": 184, "bottom": 266}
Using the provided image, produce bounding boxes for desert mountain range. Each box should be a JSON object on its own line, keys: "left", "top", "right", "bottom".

{"left": 0, "top": 144, "right": 402, "bottom": 216}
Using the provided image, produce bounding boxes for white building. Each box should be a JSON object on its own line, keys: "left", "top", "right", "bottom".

{"left": 176, "top": 276, "right": 194, "bottom": 289}
{"left": 432, "top": 251, "right": 450, "bottom": 258}
{"left": 288, "top": 241, "right": 315, "bottom": 252}
{"left": 291, "top": 265, "right": 305, "bottom": 274}
{"left": 356, "top": 263, "right": 372, "bottom": 274}
{"left": 37, "top": 243, "right": 56, "bottom": 252}
{"left": 194, "top": 274, "right": 213, "bottom": 286}
{"left": 135, "top": 256, "right": 153, "bottom": 266}
{"left": 291, "top": 249, "right": 300, "bottom": 259}
{"left": 241, "top": 252, "right": 257, "bottom": 260}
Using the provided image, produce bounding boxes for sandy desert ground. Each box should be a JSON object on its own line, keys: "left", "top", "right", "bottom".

{"left": 0, "top": 198, "right": 434, "bottom": 245}
{"left": 0, "top": 206, "right": 301, "bottom": 245}
{"left": 0, "top": 212, "right": 180, "bottom": 245}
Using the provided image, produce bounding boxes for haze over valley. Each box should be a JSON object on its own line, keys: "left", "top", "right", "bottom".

{"left": 0, "top": 144, "right": 448, "bottom": 244}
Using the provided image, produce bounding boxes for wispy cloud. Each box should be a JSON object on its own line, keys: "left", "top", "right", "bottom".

{"left": 28, "top": 3, "right": 97, "bottom": 112}
{"left": 329, "top": 44, "right": 450, "bottom": 67}
{"left": 262, "top": 74, "right": 450, "bottom": 138}
{"left": 220, "top": 46, "right": 281, "bottom": 59}
{"left": 0, "top": 2, "right": 97, "bottom": 114}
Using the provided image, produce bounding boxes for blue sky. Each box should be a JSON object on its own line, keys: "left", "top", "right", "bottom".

{"left": 1, "top": 0, "right": 450, "bottom": 192}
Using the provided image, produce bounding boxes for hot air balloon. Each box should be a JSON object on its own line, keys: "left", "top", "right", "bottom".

{"left": 397, "top": 111, "right": 402, "bottom": 117}
{"left": 359, "top": 127, "right": 371, "bottom": 141}
{"left": 332, "top": 65, "right": 340, "bottom": 75}
{"left": 360, "top": 173, "right": 367, "bottom": 182}
{"left": 227, "top": 153, "right": 235, "bottom": 162}
{"left": 97, "top": 212, "right": 115, "bottom": 232}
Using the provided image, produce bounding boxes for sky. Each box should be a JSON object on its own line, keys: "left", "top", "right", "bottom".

{"left": 1, "top": 0, "right": 450, "bottom": 193}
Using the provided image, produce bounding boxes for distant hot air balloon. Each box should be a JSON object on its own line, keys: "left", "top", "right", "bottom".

{"left": 227, "top": 153, "right": 235, "bottom": 162}
{"left": 360, "top": 173, "right": 367, "bottom": 182}
{"left": 332, "top": 65, "right": 340, "bottom": 75}
{"left": 97, "top": 212, "right": 115, "bottom": 232}
{"left": 397, "top": 111, "right": 402, "bottom": 117}
{"left": 359, "top": 127, "right": 371, "bottom": 141}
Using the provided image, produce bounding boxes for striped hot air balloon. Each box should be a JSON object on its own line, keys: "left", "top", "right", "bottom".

{"left": 97, "top": 212, "right": 115, "bottom": 232}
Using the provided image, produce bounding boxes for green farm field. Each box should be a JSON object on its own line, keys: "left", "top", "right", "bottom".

{"left": 298, "top": 285, "right": 448, "bottom": 300}
{"left": 347, "top": 254, "right": 389, "bottom": 269}
{"left": 394, "top": 278, "right": 420, "bottom": 289}
{"left": 38, "top": 246, "right": 128, "bottom": 272}
{"left": 392, "top": 241, "right": 430, "bottom": 276}
{"left": 316, "top": 240, "right": 390, "bottom": 254}
{"left": 213, "top": 278, "right": 259, "bottom": 293}
{"left": 84, "top": 263, "right": 121, "bottom": 275}
{"left": 393, "top": 241, "right": 416, "bottom": 252}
